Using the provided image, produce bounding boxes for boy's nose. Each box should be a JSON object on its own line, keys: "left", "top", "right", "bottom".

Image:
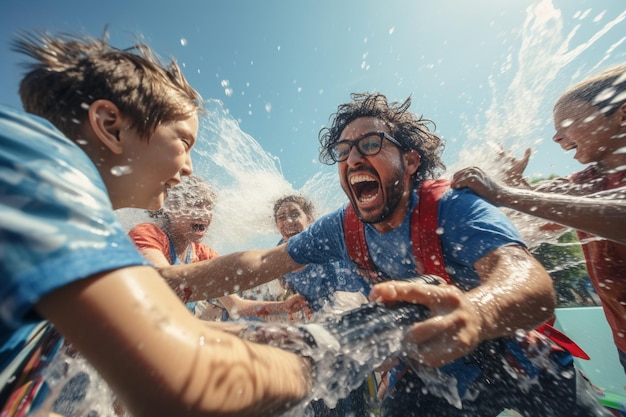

{"left": 181, "top": 154, "right": 193, "bottom": 176}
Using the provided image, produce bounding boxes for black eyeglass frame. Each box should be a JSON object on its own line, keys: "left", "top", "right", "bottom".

{"left": 327, "top": 131, "right": 406, "bottom": 163}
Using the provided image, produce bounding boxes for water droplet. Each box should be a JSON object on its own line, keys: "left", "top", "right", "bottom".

{"left": 111, "top": 165, "right": 133, "bottom": 176}
{"left": 180, "top": 38, "right": 187, "bottom": 46}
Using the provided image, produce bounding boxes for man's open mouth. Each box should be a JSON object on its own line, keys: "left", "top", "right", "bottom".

{"left": 350, "top": 173, "right": 380, "bottom": 203}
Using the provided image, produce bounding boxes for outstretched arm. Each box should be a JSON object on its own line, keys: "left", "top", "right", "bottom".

{"left": 36, "top": 265, "right": 311, "bottom": 417}
{"left": 158, "top": 244, "right": 305, "bottom": 301}
{"left": 452, "top": 166, "right": 626, "bottom": 244}
{"left": 220, "top": 293, "right": 310, "bottom": 319}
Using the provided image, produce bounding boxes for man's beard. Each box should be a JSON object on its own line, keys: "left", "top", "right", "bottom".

{"left": 349, "top": 170, "right": 406, "bottom": 225}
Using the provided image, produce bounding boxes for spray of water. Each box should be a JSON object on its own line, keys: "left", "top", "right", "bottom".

{"left": 452, "top": 0, "right": 626, "bottom": 179}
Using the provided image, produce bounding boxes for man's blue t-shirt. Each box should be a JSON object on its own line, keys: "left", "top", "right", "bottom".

{"left": 0, "top": 105, "right": 147, "bottom": 383}
{"left": 287, "top": 188, "right": 525, "bottom": 289}
{"left": 280, "top": 259, "right": 370, "bottom": 312}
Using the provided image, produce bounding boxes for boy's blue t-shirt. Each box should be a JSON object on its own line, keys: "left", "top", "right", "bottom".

{"left": 276, "top": 236, "right": 370, "bottom": 311}
{"left": 0, "top": 105, "right": 147, "bottom": 368}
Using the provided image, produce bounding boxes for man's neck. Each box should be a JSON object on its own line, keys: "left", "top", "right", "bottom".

{"left": 372, "top": 190, "right": 414, "bottom": 233}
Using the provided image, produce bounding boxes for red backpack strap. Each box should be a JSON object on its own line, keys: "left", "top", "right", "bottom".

{"left": 412, "top": 179, "right": 452, "bottom": 284}
{"left": 343, "top": 204, "right": 383, "bottom": 283}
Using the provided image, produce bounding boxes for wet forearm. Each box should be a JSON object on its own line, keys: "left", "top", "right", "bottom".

{"left": 159, "top": 249, "right": 290, "bottom": 300}
{"left": 468, "top": 246, "right": 555, "bottom": 342}
{"left": 220, "top": 295, "right": 291, "bottom": 317}
{"left": 38, "top": 266, "right": 312, "bottom": 417}
{"left": 496, "top": 187, "right": 626, "bottom": 244}
{"left": 198, "top": 333, "right": 312, "bottom": 417}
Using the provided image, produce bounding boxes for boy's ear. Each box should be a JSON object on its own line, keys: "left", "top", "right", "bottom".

{"left": 88, "top": 99, "right": 125, "bottom": 154}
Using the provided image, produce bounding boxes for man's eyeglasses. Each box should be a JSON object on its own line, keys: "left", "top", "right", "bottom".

{"left": 328, "top": 131, "right": 405, "bottom": 163}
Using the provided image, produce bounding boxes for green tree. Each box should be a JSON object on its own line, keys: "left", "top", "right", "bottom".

{"left": 531, "top": 230, "right": 589, "bottom": 306}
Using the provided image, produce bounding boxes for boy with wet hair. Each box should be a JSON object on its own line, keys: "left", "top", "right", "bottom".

{"left": 0, "top": 30, "right": 311, "bottom": 417}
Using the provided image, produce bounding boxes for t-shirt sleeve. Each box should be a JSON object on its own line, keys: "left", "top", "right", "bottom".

{"left": 128, "top": 223, "right": 169, "bottom": 254}
{"left": 0, "top": 106, "right": 147, "bottom": 332}
{"left": 438, "top": 188, "right": 526, "bottom": 268}
{"left": 286, "top": 207, "right": 349, "bottom": 265}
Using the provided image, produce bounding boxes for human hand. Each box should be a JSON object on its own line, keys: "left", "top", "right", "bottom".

{"left": 369, "top": 281, "right": 483, "bottom": 367}
{"left": 451, "top": 166, "right": 504, "bottom": 203}
{"left": 495, "top": 145, "right": 531, "bottom": 187}
{"left": 284, "top": 294, "right": 309, "bottom": 314}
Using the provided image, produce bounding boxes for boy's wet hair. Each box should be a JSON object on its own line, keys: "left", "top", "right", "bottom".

{"left": 556, "top": 63, "right": 626, "bottom": 116}
{"left": 318, "top": 92, "right": 446, "bottom": 188}
{"left": 13, "top": 30, "right": 204, "bottom": 141}
{"left": 273, "top": 195, "right": 316, "bottom": 223}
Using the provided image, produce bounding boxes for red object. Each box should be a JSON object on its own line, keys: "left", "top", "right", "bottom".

{"left": 536, "top": 322, "right": 590, "bottom": 360}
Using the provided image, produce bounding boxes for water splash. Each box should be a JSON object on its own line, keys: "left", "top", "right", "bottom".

{"left": 236, "top": 300, "right": 431, "bottom": 414}
{"left": 445, "top": 0, "right": 626, "bottom": 248}
{"left": 189, "top": 98, "right": 344, "bottom": 253}
{"left": 451, "top": 0, "right": 626, "bottom": 179}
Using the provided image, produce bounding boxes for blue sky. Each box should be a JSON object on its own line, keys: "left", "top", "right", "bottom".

{"left": 1, "top": 0, "right": 625, "bottom": 249}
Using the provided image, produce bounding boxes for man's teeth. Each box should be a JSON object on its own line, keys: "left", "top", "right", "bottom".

{"left": 358, "top": 195, "right": 376, "bottom": 203}
{"left": 350, "top": 174, "right": 375, "bottom": 185}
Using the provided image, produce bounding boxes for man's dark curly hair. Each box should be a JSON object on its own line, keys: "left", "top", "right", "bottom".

{"left": 318, "top": 92, "right": 446, "bottom": 189}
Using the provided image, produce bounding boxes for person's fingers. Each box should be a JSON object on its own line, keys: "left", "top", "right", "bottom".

{"left": 451, "top": 167, "right": 485, "bottom": 189}
{"left": 369, "top": 281, "right": 450, "bottom": 310}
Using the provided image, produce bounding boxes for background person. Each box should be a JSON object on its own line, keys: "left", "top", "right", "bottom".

{"left": 223, "top": 194, "right": 372, "bottom": 417}
{"left": 128, "top": 175, "right": 228, "bottom": 320}
{"left": 452, "top": 63, "right": 626, "bottom": 374}
{"left": 223, "top": 195, "right": 369, "bottom": 321}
